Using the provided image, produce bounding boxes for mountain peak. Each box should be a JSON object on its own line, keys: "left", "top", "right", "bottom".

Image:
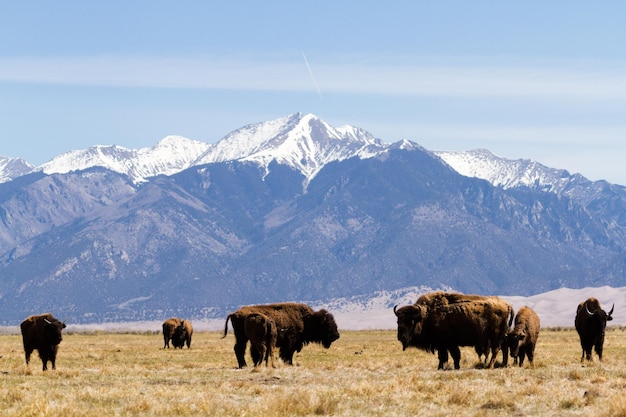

{"left": 194, "top": 113, "right": 387, "bottom": 184}
{"left": 0, "top": 156, "right": 35, "bottom": 183}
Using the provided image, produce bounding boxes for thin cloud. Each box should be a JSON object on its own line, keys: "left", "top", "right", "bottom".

{"left": 1, "top": 55, "right": 626, "bottom": 99}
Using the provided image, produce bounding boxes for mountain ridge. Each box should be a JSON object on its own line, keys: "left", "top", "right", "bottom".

{"left": 1, "top": 114, "right": 626, "bottom": 325}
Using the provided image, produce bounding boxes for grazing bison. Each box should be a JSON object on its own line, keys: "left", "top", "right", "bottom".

{"left": 502, "top": 306, "right": 540, "bottom": 367}
{"left": 394, "top": 291, "right": 513, "bottom": 370}
{"left": 223, "top": 302, "right": 340, "bottom": 368}
{"left": 172, "top": 319, "right": 193, "bottom": 349}
{"left": 244, "top": 313, "right": 277, "bottom": 367}
{"left": 20, "top": 313, "right": 66, "bottom": 371}
{"left": 162, "top": 317, "right": 182, "bottom": 349}
{"left": 575, "top": 298, "right": 614, "bottom": 362}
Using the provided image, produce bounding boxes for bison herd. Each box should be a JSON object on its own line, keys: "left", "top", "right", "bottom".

{"left": 14, "top": 293, "right": 616, "bottom": 372}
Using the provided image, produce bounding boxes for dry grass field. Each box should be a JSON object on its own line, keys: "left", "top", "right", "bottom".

{"left": 1, "top": 327, "right": 626, "bottom": 416}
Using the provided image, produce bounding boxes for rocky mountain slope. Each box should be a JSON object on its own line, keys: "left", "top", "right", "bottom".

{"left": 0, "top": 114, "right": 625, "bottom": 324}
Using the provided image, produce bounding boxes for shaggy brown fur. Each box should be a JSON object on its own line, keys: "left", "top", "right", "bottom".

{"left": 503, "top": 306, "right": 540, "bottom": 367}
{"left": 575, "top": 298, "right": 614, "bottom": 362}
{"left": 172, "top": 319, "right": 193, "bottom": 349}
{"left": 224, "top": 302, "right": 340, "bottom": 368}
{"left": 162, "top": 317, "right": 182, "bottom": 349}
{"left": 244, "top": 313, "right": 277, "bottom": 367}
{"left": 20, "top": 313, "right": 66, "bottom": 371}
{"left": 395, "top": 292, "right": 513, "bottom": 370}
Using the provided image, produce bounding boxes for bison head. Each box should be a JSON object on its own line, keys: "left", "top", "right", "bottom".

{"left": 44, "top": 318, "right": 66, "bottom": 345}
{"left": 584, "top": 302, "right": 614, "bottom": 335}
{"left": 505, "top": 331, "right": 525, "bottom": 359}
{"left": 394, "top": 305, "right": 424, "bottom": 351}
{"left": 305, "top": 310, "right": 340, "bottom": 348}
{"left": 172, "top": 321, "right": 189, "bottom": 348}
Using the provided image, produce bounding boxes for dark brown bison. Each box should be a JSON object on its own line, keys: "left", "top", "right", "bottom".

{"left": 172, "top": 319, "right": 193, "bottom": 349}
{"left": 162, "top": 317, "right": 182, "bottom": 349}
{"left": 223, "top": 302, "right": 340, "bottom": 368}
{"left": 20, "top": 313, "right": 66, "bottom": 371}
{"left": 244, "top": 313, "right": 277, "bottom": 367}
{"left": 394, "top": 291, "right": 513, "bottom": 370}
{"left": 502, "top": 306, "right": 540, "bottom": 367}
{"left": 575, "top": 298, "right": 614, "bottom": 362}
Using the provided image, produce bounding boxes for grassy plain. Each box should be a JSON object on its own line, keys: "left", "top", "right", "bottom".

{"left": 1, "top": 328, "right": 626, "bottom": 416}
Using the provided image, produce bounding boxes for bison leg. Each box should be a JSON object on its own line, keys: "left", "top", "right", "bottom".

{"left": 38, "top": 348, "right": 50, "bottom": 371}
{"left": 526, "top": 346, "right": 535, "bottom": 366}
{"left": 487, "top": 344, "right": 501, "bottom": 369}
{"left": 163, "top": 335, "right": 170, "bottom": 349}
{"left": 24, "top": 346, "right": 34, "bottom": 366}
{"left": 49, "top": 345, "right": 59, "bottom": 370}
{"left": 279, "top": 346, "right": 295, "bottom": 365}
{"left": 234, "top": 340, "right": 248, "bottom": 368}
{"left": 449, "top": 346, "right": 462, "bottom": 370}
{"left": 186, "top": 335, "right": 192, "bottom": 349}
{"left": 595, "top": 340, "right": 604, "bottom": 361}
{"left": 436, "top": 348, "right": 449, "bottom": 370}
{"left": 250, "top": 344, "right": 265, "bottom": 367}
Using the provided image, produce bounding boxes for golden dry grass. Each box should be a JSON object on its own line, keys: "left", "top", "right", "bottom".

{"left": 1, "top": 328, "right": 626, "bottom": 416}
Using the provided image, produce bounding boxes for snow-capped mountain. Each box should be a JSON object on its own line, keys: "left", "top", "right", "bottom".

{"left": 193, "top": 113, "right": 386, "bottom": 186}
{"left": 36, "top": 135, "right": 211, "bottom": 183}
{"left": 0, "top": 156, "right": 35, "bottom": 183}
{"left": 14, "top": 113, "right": 386, "bottom": 186}
{"left": 2, "top": 113, "right": 626, "bottom": 324}
{"left": 0, "top": 114, "right": 617, "bottom": 194}
{"left": 434, "top": 149, "right": 578, "bottom": 192}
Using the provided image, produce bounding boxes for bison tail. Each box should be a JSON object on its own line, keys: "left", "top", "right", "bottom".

{"left": 508, "top": 306, "right": 514, "bottom": 328}
{"left": 222, "top": 314, "right": 233, "bottom": 339}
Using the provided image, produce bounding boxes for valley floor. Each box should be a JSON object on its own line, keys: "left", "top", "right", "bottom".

{"left": 1, "top": 329, "right": 626, "bottom": 416}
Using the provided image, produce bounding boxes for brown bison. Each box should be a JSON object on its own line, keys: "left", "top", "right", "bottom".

{"left": 172, "top": 319, "right": 193, "bottom": 349}
{"left": 394, "top": 291, "right": 513, "bottom": 369}
{"left": 244, "top": 313, "right": 277, "bottom": 367}
{"left": 20, "top": 313, "right": 66, "bottom": 371}
{"left": 223, "top": 302, "right": 340, "bottom": 368}
{"left": 575, "top": 298, "right": 614, "bottom": 362}
{"left": 162, "top": 317, "right": 181, "bottom": 349}
{"left": 502, "top": 306, "right": 540, "bottom": 367}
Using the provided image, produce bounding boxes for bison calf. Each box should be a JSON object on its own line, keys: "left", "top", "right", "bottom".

{"left": 244, "top": 313, "right": 277, "bottom": 367}
{"left": 503, "top": 306, "right": 540, "bottom": 367}
{"left": 20, "top": 313, "right": 66, "bottom": 371}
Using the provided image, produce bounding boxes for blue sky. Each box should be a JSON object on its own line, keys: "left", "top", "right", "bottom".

{"left": 2, "top": 2, "right": 626, "bottom": 184}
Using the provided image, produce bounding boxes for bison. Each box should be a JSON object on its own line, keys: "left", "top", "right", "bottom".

{"left": 502, "top": 306, "right": 540, "bottom": 367}
{"left": 394, "top": 291, "right": 513, "bottom": 370}
{"left": 575, "top": 298, "right": 614, "bottom": 362}
{"left": 223, "top": 302, "right": 340, "bottom": 368}
{"left": 244, "top": 313, "right": 278, "bottom": 367}
{"left": 20, "top": 313, "right": 66, "bottom": 371}
{"left": 162, "top": 317, "right": 182, "bottom": 349}
{"left": 172, "top": 319, "right": 193, "bottom": 349}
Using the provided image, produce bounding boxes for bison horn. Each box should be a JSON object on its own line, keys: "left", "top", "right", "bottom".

{"left": 608, "top": 304, "right": 615, "bottom": 317}
{"left": 393, "top": 305, "right": 399, "bottom": 316}
{"left": 585, "top": 303, "right": 595, "bottom": 317}
{"left": 43, "top": 318, "right": 52, "bottom": 325}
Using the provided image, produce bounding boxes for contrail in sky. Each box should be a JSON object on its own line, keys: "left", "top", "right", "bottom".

{"left": 301, "top": 52, "right": 322, "bottom": 99}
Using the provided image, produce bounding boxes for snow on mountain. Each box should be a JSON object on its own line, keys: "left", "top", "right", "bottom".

{"left": 193, "top": 113, "right": 386, "bottom": 185}
{"left": 37, "top": 135, "right": 211, "bottom": 183}
{"left": 434, "top": 149, "right": 577, "bottom": 192}
{"left": 14, "top": 113, "right": 385, "bottom": 185}
{"left": 0, "top": 156, "right": 35, "bottom": 183}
